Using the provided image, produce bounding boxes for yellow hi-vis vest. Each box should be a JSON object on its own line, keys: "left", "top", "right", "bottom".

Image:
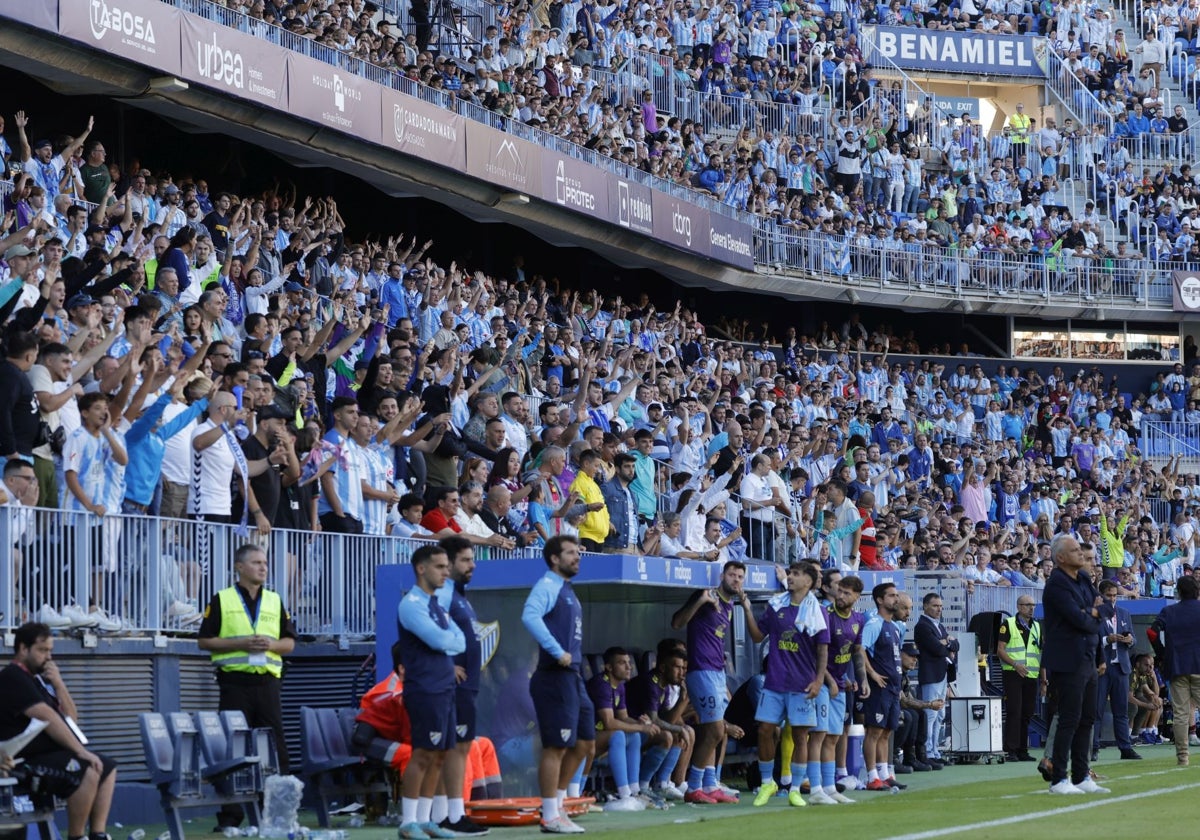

{"left": 210, "top": 587, "right": 284, "bottom": 678}
{"left": 1000, "top": 615, "right": 1041, "bottom": 680}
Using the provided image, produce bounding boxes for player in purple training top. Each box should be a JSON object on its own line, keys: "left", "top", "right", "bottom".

{"left": 752, "top": 562, "right": 830, "bottom": 808}
{"left": 819, "top": 574, "right": 869, "bottom": 801}
{"left": 671, "top": 560, "right": 762, "bottom": 804}
{"left": 584, "top": 647, "right": 661, "bottom": 811}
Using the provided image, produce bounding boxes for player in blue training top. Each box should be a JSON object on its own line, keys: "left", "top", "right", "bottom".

{"left": 819, "top": 573, "right": 868, "bottom": 801}
{"left": 522, "top": 535, "right": 594, "bottom": 834}
{"left": 671, "top": 560, "right": 763, "bottom": 804}
{"left": 434, "top": 536, "right": 490, "bottom": 836}
{"left": 752, "top": 562, "right": 830, "bottom": 808}
{"left": 397, "top": 544, "right": 466, "bottom": 840}
{"left": 861, "top": 581, "right": 904, "bottom": 793}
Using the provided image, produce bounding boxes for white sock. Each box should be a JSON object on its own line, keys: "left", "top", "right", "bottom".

{"left": 401, "top": 798, "right": 418, "bottom": 825}
{"left": 886, "top": 764, "right": 894, "bottom": 779}
{"left": 867, "top": 769, "right": 879, "bottom": 783}
{"left": 416, "top": 797, "right": 433, "bottom": 823}
{"left": 825, "top": 785, "right": 839, "bottom": 795}
{"left": 630, "top": 781, "right": 640, "bottom": 795}
{"left": 618, "top": 784, "right": 631, "bottom": 798}
{"left": 567, "top": 781, "right": 581, "bottom": 797}
{"left": 542, "top": 797, "right": 559, "bottom": 821}
{"left": 780, "top": 773, "right": 792, "bottom": 786}
{"left": 836, "top": 767, "right": 848, "bottom": 777}
{"left": 876, "top": 762, "right": 887, "bottom": 778}
{"left": 431, "top": 795, "right": 448, "bottom": 824}
{"left": 557, "top": 789, "right": 567, "bottom": 811}
{"left": 448, "top": 798, "right": 465, "bottom": 823}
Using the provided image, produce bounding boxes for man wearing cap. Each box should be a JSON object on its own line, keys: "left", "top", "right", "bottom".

{"left": 15, "top": 111, "right": 92, "bottom": 199}
{"left": 997, "top": 595, "right": 1041, "bottom": 762}
{"left": 897, "top": 642, "right": 942, "bottom": 772}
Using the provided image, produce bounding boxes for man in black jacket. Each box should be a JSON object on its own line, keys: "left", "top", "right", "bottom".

{"left": 914, "top": 592, "right": 958, "bottom": 768}
{"left": 1042, "top": 534, "right": 1107, "bottom": 794}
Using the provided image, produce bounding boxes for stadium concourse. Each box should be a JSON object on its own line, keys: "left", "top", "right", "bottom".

{"left": 7, "top": 0, "right": 1200, "bottom": 831}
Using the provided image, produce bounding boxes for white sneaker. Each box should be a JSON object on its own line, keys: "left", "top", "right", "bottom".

{"left": 539, "top": 815, "right": 585, "bottom": 834}
{"left": 826, "top": 789, "right": 856, "bottom": 804}
{"left": 89, "top": 608, "right": 125, "bottom": 633}
{"left": 168, "top": 599, "right": 198, "bottom": 617}
{"left": 37, "top": 605, "right": 72, "bottom": 629}
{"left": 1075, "top": 778, "right": 1110, "bottom": 794}
{"left": 1049, "top": 780, "right": 1085, "bottom": 795}
{"left": 807, "top": 790, "right": 838, "bottom": 805}
{"left": 61, "top": 604, "right": 99, "bottom": 628}
{"left": 603, "top": 796, "right": 644, "bottom": 812}
{"left": 658, "top": 781, "right": 685, "bottom": 801}
{"left": 716, "top": 782, "right": 740, "bottom": 799}
{"left": 836, "top": 775, "right": 861, "bottom": 791}
{"left": 1189, "top": 734, "right": 1200, "bottom": 747}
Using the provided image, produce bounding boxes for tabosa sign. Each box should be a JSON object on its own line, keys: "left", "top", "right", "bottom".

{"left": 89, "top": 0, "right": 156, "bottom": 44}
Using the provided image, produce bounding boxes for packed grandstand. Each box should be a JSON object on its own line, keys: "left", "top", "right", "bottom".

{"left": 4, "top": 0, "right": 1200, "bottom": 827}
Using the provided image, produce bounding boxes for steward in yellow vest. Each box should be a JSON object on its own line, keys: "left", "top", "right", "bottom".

{"left": 198, "top": 543, "right": 296, "bottom": 824}
{"left": 997, "top": 600, "right": 1042, "bottom": 760}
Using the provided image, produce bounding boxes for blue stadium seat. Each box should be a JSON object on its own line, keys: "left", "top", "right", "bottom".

{"left": 194, "top": 711, "right": 262, "bottom": 797}
{"left": 220, "top": 710, "right": 279, "bottom": 778}
{"left": 300, "top": 707, "right": 388, "bottom": 827}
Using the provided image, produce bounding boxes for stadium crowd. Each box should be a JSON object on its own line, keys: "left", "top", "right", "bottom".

{"left": 0, "top": 102, "right": 1198, "bottom": 637}
{"left": 163, "top": 0, "right": 1200, "bottom": 289}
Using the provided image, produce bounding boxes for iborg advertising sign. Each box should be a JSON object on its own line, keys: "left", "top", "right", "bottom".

{"left": 380, "top": 88, "right": 465, "bottom": 170}
{"left": 651, "top": 191, "right": 709, "bottom": 260}
{"left": 180, "top": 12, "right": 287, "bottom": 110}
{"left": 708, "top": 212, "right": 755, "bottom": 270}
{"left": 541, "top": 154, "right": 609, "bottom": 221}
{"left": 610, "top": 179, "right": 654, "bottom": 236}
{"left": 464, "top": 121, "right": 542, "bottom": 195}
{"left": 286, "top": 52, "right": 381, "bottom": 141}
{"left": 61, "top": 0, "right": 181, "bottom": 74}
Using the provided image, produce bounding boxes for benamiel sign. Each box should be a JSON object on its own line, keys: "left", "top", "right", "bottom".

{"left": 869, "top": 27, "right": 1045, "bottom": 77}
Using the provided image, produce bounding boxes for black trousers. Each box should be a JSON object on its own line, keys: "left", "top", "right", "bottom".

{"left": 896, "top": 706, "right": 923, "bottom": 757}
{"left": 1002, "top": 670, "right": 1038, "bottom": 753}
{"left": 1048, "top": 667, "right": 1098, "bottom": 785}
{"left": 217, "top": 673, "right": 289, "bottom": 826}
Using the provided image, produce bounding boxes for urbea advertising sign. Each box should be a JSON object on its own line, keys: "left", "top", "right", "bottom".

{"left": 180, "top": 12, "right": 287, "bottom": 109}
{"left": 60, "top": 0, "right": 181, "bottom": 74}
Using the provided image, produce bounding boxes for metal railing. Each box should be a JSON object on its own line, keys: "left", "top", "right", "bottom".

{"left": 1043, "top": 48, "right": 1115, "bottom": 138}
{"left": 1140, "top": 420, "right": 1200, "bottom": 458}
{"left": 754, "top": 221, "right": 1171, "bottom": 305}
{"left": 0, "top": 506, "right": 535, "bottom": 639}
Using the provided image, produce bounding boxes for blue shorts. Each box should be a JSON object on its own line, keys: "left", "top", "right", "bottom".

{"left": 455, "top": 688, "right": 478, "bottom": 742}
{"left": 406, "top": 689, "right": 457, "bottom": 751}
{"left": 530, "top": 669, "right": 595, "bottom": 748}
{"left": 755, "top": 688, "right": 817, "bottom": 728}
{"left": 685, "top": 669, "right": 729, "bottom": 725}
{"left": 862, "top": 689, "right": 901, "bottom": 732}
{"left": 815, "top": 685, "right": 847, "bottom": 736}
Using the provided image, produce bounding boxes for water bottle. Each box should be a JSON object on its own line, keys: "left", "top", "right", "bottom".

{"left": 347, "top": 817, "right": 364, "bottom": 828}
{"left": 222, "top": 829, "right": 241, "bottom": 838}
{"left": 231, "top": 385, "right": 250, "bottom": 440}
{"left": 242, "top": 829, "right": 259, "bottom": 837}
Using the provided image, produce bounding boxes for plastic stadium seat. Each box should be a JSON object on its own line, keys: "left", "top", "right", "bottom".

{"left": 300, "top": 706, "right": 388, "bottom": 827}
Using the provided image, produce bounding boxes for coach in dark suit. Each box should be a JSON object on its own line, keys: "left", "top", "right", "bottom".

{"left": 1094, "top": 579, "right": 1141, "bottom": 760}
{"left": 1042, "top": 534, "right": 1106, "bottom": 794}
{"left": 915, "top": 592, "right": 958, "bottom": 766}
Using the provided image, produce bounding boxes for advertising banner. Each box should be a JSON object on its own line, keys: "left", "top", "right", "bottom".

{"left": 464, "top": 120, "right": 542, "bottom": 195}
{"left": 286, "top": 52, "right": 381, "bottom": 141}
{"left": 872, "top": 26, "right": 1044, "bottom": 77}
{"left": 1173, "top": 271, "right": 1200, "bottom": 312}
{"left": 380, "top": 87, "right": 465, "bottom": 170}
{"left": 180, "top": 12, "right": 287, "bottom": 110}
{"left": 707, "top": 211, "right": 755, "bottom": 270}
{"left": 60, "top": 0, "right": 181, "bottom": 75}
{"left": 610, "top": 177, "right": 655, "bottom": 236}
{"left": 540, "top": 151, "right": 609, "bottom": 222}
{"left": 0, "top": 0, "right": 57, "bottom": 31}
{"left": 651, "top": 191, "right": 709, "bottom": 261}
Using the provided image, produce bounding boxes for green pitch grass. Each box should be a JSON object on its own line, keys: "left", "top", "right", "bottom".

{"left": 134, "top": 745, "right": 1197, "bottom": 840}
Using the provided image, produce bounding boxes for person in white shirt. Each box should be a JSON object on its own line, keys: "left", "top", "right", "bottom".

{"left": 453, "top": 481, "right": 517, "bottom": 550}
{"left": 739, "top": 453, "right": 780, "bottom": 564}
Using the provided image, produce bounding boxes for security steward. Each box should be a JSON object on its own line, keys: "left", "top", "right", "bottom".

{"left": 198, "top": 544, "right": 295, "bottom": 829}
{"left": 997, "top": 596, "right": 1042, "bottom": 762}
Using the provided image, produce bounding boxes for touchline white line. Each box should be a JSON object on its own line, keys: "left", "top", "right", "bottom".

{"left": 879, "top": 782, "right": 1200, "bottom": 840}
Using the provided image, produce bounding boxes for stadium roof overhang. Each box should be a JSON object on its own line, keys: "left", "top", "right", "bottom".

{"left": 0, "top": 21, "right": 1181, "bottom": 321}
